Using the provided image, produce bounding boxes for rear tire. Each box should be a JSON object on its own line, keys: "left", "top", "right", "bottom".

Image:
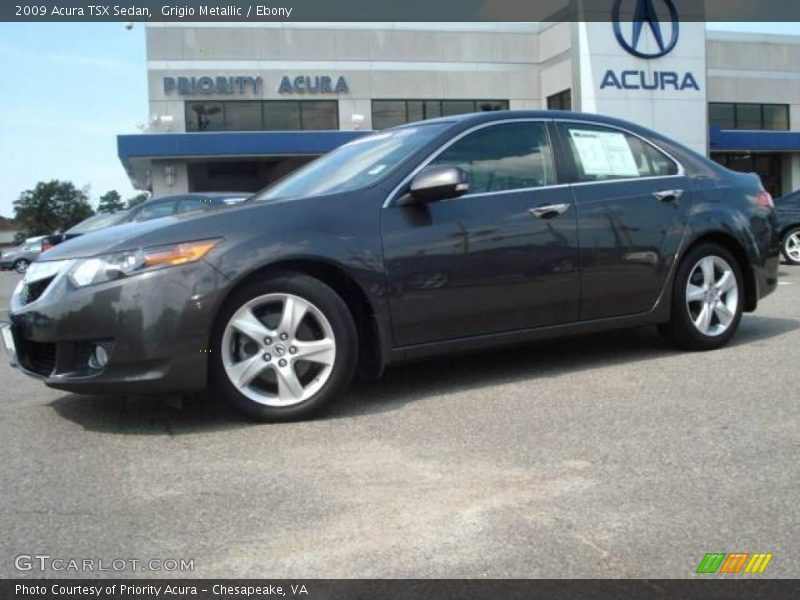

{"left": 781, "top": 226, "right": 800, "bottom": 265}
{"left": 211, "top": 273, "right": 358, "bottom": 422}
{"left": 658, "top": 243, "right": 744, "bottom": 351}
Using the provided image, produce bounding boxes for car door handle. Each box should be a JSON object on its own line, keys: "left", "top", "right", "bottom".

{"left": 529, "top": 203, "right": 570, "bottom": 219}
{"left": 653, "top": 189, "right": 684, "bottom": 202}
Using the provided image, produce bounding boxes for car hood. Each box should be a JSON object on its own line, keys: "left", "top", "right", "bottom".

{"left": 36, "top": 199, "right": 310, "bottom": 261}
{"left": 37, "top": 216, "right": 187, "bottom": 261}
{"left": 37, "top": 191, "right": 374, "bottom": 263}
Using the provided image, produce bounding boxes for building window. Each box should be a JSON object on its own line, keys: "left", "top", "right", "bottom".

{"left": 547, "top": 89, "right": 572, "bottom": 111}
{"left": 371, "top": 99, "right": 508, "bottom": 130}
{"left": 708, "top": 103, "right": 735, "bottom": 130}
{"left": 708, "top": 103, "right": 789, "bottom": 131}
{"left": 712, "top": 152, "right": 783, "bottom": 198}
{"left": 224, "top": 101, "right": 262, "bottom": 131}
{"left": 186, "top": 102, "right": 225, "bottom": 132}
{"left": 185, "top": 100, "right": 339, "bottom": 132}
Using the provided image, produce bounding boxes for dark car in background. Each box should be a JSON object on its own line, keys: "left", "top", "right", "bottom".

{"left": 1, "top": 111, "right": 780, "bottom": 422}
{"left": 119, "top": 192, "right": 250, "bottom": 224}
{"left": 62, "top": 210, "right": 131, "bottom": 241}
{"left": 62, "top": 192, "right": 251, "bottom": 241}
{"left": 0, "top": 235, "right": 63, "bottom": 273}
{"left": 775, "top": 190, "right": 800, "bottom": 265}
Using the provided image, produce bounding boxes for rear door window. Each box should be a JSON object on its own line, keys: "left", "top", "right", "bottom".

{"left": 558, "top": 123, "right": 679, "bottom": 182}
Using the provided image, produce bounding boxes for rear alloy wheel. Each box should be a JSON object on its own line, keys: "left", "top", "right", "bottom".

{"left": 782, "top": 227, "right": 800, "bottom": 265}
{"left": 13, "top": 259, "right": 29, "bottom": 274}
{"left": 212, "top": 274, "right": 358, "bottom": 421}
{"left": 684, "top": 256, "right": 739, "bottom": 337}
{"left": 659, "top": 244, "right": 743, "bottom": 350}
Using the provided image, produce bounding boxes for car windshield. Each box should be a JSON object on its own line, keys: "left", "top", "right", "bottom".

{"left": 67, "top": 211, "right": 128, "bottom": 234}
{"left": 251, "top": 122, "right": 451, "bottom": 202}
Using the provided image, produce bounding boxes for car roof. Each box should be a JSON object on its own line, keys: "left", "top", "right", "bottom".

{"left": 394, "top": 109, "right": 664, "bottom": 136}
{"left": 383, "top": 109, "right": 719, "bottom": 178}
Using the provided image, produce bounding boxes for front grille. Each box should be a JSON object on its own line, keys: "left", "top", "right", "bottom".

{"left": 15, "top": 335, "right": 57, "bottom": 377}
{"left": 21, "top": 276, "right": 55, "bottom": 305}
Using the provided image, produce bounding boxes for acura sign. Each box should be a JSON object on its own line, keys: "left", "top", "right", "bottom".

{"left": 613, "top": 0, "right": 679, "bottom": 59}
{"left": 602, "top": 0, "right": 700, "bottom": 92}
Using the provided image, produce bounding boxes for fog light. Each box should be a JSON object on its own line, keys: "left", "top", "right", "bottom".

{"left": 88, "top": 343, "right": 109, "bottom": 370}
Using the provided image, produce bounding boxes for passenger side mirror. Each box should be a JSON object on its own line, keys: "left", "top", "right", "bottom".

{"left": 399, "top": 166, "right": 469, "bottom": 206}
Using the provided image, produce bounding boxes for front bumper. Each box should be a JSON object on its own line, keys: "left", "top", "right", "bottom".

{"left": 4, "top": 260, "right": 228, "bottom": 395}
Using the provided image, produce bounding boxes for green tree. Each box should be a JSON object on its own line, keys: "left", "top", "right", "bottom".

{"left": 13, "top": 180, "right": 95, "bottom": 235}
{"left": 126, "top": 192, "right": 150, "bottom": 209}
{"left": 97, "top": 190, "right": 125, "bottom": 213}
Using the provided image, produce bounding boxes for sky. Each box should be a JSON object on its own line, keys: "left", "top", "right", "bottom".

{"left": 0, "top": 21, "right": 799, "bottom": 219}
{"left": 0, "top": 23, "right": 146, "bottom": 218}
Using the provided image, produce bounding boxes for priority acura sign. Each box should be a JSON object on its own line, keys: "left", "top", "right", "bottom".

{"left": 162, "top": 75, "right": 263, "bottom": 95}
{"left": 278, "top": 75, "right": 350, "bottom": 94}
{"left": 161, "top": 75, "right": 350, "bottom": 95}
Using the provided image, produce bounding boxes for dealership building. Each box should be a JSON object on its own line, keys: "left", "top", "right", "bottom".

{"left": 118, "top": 19, "right": 800, "bottom": 199}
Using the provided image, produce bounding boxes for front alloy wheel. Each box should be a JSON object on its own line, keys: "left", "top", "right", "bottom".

{"left": 782, "top": 228, "right": 800, "bottom": 265}
{"left": 212, "top": 273, "right": 358, "bottom": 422}
{"left": 221, "top": 293, "right": 336, "bottom": 407}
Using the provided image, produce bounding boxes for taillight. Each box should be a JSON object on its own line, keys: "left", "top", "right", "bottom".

{"left": 758, "top": 190, "right": 774, "bottom": 210}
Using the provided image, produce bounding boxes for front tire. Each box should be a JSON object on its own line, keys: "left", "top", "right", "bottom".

{"left": 659, "top": 244, "right": 744, "bottom": 351}
{"left": 13, "top": 259, "right": 29, "bottom": 274}
{"left": 781, "top": 226, "right": 800, "bottom": 265}
{"left": 211, "top": 273, "right": 358, "bottom": 422}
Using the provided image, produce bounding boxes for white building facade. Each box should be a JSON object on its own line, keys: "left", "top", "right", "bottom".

{"left": 118, "top": 19, "right": 800, "bottom": 199}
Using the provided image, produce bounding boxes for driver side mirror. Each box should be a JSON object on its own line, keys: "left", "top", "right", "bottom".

{"left": 398, "top": 165, "right": 469, "bottom": 206}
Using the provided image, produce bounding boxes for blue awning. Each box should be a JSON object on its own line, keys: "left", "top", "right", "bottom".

{"left": 709, "top": 126, "right": 800, "bottom": 153}
{"left": 117, "top": 130, "right": 372, "bottom": 190}
{"left": 117, "top": 130, "right": 370, "bottom": 160}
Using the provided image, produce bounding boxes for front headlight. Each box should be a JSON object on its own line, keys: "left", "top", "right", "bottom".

{"left": 69, "top": 239, "right": 220, "bottom": 288}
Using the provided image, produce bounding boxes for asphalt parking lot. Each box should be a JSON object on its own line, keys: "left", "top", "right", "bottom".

{"left": 0, "top": 266, "right": 798, "bottom": 579}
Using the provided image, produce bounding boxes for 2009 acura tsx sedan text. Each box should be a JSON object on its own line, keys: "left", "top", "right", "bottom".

{"left": 1, "top": 111, "right": 781, "bottom": 421}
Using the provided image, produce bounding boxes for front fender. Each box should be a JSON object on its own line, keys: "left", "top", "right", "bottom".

{"left": 199, "top": 196, "right": 393, "bottom": 375}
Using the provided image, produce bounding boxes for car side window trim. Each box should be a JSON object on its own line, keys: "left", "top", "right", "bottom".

{"left": 383, "top": 117, "right": 686, "bottom": 207}
{"left": 555, "top": 119, "right": 686, "bottom": 186}
{"left": 383, "top": 118, "right": 563, "bottom": 208}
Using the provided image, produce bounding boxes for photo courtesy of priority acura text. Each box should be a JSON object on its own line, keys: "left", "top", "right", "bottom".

{"left": 0, "top": 1, "right": 798, "bottom": 596}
